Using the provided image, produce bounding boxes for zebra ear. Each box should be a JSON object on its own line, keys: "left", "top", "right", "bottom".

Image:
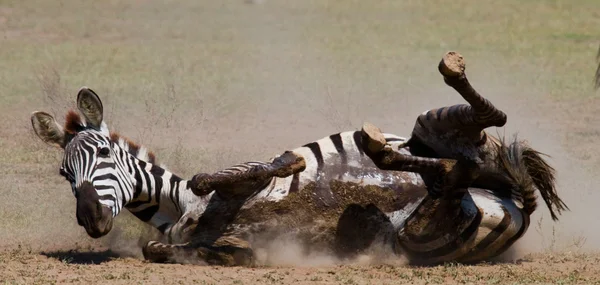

{"left": 77, "top": 86, "right": 104, "bottom": 130}
{"left": 31, "top": 111, "right": 67, "bottom": 148}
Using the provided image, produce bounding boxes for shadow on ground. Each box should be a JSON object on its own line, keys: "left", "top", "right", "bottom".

{"left": 41, "top": 249, "right": 121, "bottom": 264}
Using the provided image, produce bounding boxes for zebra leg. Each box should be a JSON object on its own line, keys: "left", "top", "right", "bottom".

{"left": 142, "top": 238, "right": 255, "bottom": 266}
{"left": 362, "top": 123, "right": 452, "bottom": 170}
{"left": 362, "top": 124, "right": 482, "bottom": 264}
{"left": 190, "top": 151, "right": 306, "bottom": 198}
{"left": 335, "top": 203, "right": 396, "bottom": 259}
{"left": 361, "top": 122, "right": 479, "bottom": 197}
{"left": 395, "top": 159, "right": 482, "bottom": 265}
{"left": 396, "top": 191, "right": 481, "bottom": 265}
{"left": 438, "top": 51, "right": 507, "bottom": 129}
{"left": 362, "top": 122, "right": 456, "bottom": 173}
{"left": 403, "top": 52, "right": 508, "bottom": 165}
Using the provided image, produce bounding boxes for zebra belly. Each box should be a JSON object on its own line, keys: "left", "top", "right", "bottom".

{"left": 245, "top": 136, "right": 423, "bottom": 205}
{"left": 395, "top": 188, "right": 527, "bottom": 265}
{"left": 457, "top": 188, "right": 527, "bottom": 263}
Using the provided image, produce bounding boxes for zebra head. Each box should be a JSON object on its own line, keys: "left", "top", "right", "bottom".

{"left": 31, "top": 87, "right": 117, "bottom": 238}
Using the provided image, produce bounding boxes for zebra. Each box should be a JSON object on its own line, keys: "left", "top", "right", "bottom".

{"left": 30, "top": 87, "right": 416, "bottom": 265}
{"left": 30, "top": 87, "right": 314, "bottom": 242}
{"left": 30, "top": 52, "right": 566, "bottom": 266}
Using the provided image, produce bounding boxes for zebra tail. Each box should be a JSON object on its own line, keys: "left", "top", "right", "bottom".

{"left": 495, "top": 136, "right": 568, "bottom": 221}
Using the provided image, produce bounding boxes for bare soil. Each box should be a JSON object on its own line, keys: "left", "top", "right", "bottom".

{"left": 2, "top": 248, "right": 600, "bottom": 284}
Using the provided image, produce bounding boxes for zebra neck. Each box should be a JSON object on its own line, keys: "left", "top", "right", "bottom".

{"left": 125, "top": 159, "right": 196, "bottom": 232}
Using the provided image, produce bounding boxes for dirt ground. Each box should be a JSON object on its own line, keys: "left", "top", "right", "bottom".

{"left": 1, "top": 0, "right": 600, "bottom": 284}
{"left": 2, "top": 249, "right": 600, "bottom": 284}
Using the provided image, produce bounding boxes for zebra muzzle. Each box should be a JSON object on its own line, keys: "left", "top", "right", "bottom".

{"left": 75, "top": 181, "right": 114, "bottom": 238}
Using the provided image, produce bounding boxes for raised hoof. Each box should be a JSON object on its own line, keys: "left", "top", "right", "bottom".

{"left": 190, "top": 173, "right": 214, "bottom": 196}
{"left": 438, "top": 51, "right": 465, "bottom": 78}
{"left": 273, "top": 151, "right": 306, "bottom": 178}
{"left": 361, "top": 122, "right": 387, "bottom": 154}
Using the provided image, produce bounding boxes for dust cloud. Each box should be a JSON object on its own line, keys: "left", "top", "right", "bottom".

{"left": 254, "top": 236, "right": 341, "bottom": 267}
{"left": 249, "top": 233, "right": 408, "bottom": 267}
{"left": 462, "top": 62, "right": 600, "bottom": 258}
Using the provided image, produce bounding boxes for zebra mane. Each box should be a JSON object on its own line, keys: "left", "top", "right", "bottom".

{"left": 64, "top": 110, "right": 86, "bottom": 133}
{"left": 109, "top": 132, "right": 157, "bottom": 165}
{"left": 64, "top": 110, "right": 157, "bottom": 165}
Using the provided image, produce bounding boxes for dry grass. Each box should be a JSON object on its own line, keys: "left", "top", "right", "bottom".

{"left": 1, "top": 0, "right": 600, "bottom": 283}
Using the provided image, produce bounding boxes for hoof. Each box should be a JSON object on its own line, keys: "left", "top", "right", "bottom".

{"left": 273, "top": 151, "right": 306, "bottom": 177}
{"left": 190, "top": 173, "right": 214, "bottom": 196}
{"left": 143, "top": 241, "right": 176, "bottom": 263}
{"left": 438, "top": 51, "right": 465, "bottom": 78}
{"left": 361, "top": 122, "right": 387, "bottom": 153}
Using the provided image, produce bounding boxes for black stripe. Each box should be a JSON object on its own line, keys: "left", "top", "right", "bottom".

{"left": 94, "top": 160, "right": 126, "bottom": 197}
{"left": 170, "top": 176, "right": 182, "bottom": 213}
{"left": 303, "top": 142, "right": 324, "bottom": 168}
{"left": 79, "top": 145, "right": 95, "bottom": 178}
{"left": 329, "top": 133, "right": 345, "bottom": 155}
{"left": 471, "top": 207, "right": 512, "bottom": 252}
{"left": 402, "top": 209, "right": 483, "bottom": 259}
{"left": 130, "top": 205, "right": 159, "bottom": 222}
{"left": 491, "top": 210, "right": 528, "bottom": 257}
{"left": 436, "top": 108, "right": 444, "bottom": 121}
{"left": 150, "top": 164, "right": 165, "bottom": 176}
{"left": 115, "top": 158, "right": 133, "bottom": 203}
{"left": 329, "top": 133, "right": 347, "bottom": 165}
{"left": 417, "top": 117, "right": 427, "bottom": 130}
{"left": 98, "top": 195, "right": 115, "bottom": 203}
{"left": 385, "top": 138, "right": 403, "bottom": 142}
{"left": 447, "top": 105, "right": 460, "bottom": 122}
{"left": 352, "top": 131, "right": 364, "bottom": 156}
{"left": 425, "top": 110, "right": 432, "bottom": 120}
{"left": 171, "top": 177, "right": 182, "bottom": 212}
{"left": 289, "top": 173, "right": 300, "bottom": 193}
{"left": 95, "top": 185, "right": 113, "bottom": 190}
{"left": 120, "top": 188, "right": 127, "bottom": 210}
{"left": 131, "top": 157, "right": 145, "bottom": 200}
{"left": 94, "top": 173, "right": 120, "bottom": 182}
{"left": 169, "top": 178, "right": 177, "bottom": 212}
{"left": 139, "top": 160, "right": 154, "bottom": 204}
{"left": 153, "top": 170, "right": 163, "bottom": 205}
{"left": 97, "top": 162, "right": 116, "bottom": 169}
{"left": 157, "top": 223, "right": 170, "bottom": 234}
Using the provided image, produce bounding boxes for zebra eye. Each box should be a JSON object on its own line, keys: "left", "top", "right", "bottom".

{"left": 98, "top": 147, "right": 110, "bottom": 157}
